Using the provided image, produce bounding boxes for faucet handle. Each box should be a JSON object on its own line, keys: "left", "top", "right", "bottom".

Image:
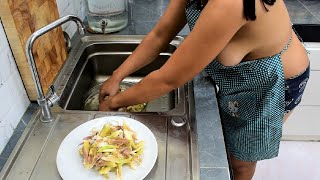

{"left": 47, "top": 85, "right": 60, "bottom": 107}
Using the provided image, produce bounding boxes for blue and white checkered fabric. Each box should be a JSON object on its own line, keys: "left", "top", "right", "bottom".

{"left": 186, "top": 0, "right": 286, "bottom": 162}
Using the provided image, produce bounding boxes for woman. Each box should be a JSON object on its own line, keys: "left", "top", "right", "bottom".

{"left": 99, "top": 0, "right": 310, "bottom": 179}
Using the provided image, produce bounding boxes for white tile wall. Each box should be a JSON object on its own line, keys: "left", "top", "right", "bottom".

{"left": 0, "top": 20, "right": 30, "bottom": 154}
{"left": 56, "top": 0, "right": 87, "bottom": 37}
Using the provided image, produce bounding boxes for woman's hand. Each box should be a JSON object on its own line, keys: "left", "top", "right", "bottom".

{"left": 99, "top": 96, "right": 118, "bottom": 111}
{"left": 99, "top": 77, "right": 121, "bottom": 103}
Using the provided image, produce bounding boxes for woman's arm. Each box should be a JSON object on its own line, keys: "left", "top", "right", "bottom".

{"left": 108, "top": 0, "right": 188, "bottom": 82}
{"left": 100, "top": 0, "right": 247, "bottom": 110}
{"left": 99, "top": 0, "right": 188, "bottom": 101}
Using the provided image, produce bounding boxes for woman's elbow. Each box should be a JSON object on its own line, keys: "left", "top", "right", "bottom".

{"left": 151, "top": 70, "right": 183, "bottom": 91}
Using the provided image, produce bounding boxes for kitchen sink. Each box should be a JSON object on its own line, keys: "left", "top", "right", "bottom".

{"left": 0, "top": 35, "right": 199, "bottom": 180}
{"left": 59, "top": 42, "right": 177, "bottom": 112}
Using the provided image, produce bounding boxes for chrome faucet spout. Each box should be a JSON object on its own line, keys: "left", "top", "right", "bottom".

{"left": 26, "top": 15, "right": 86, "bottom": 122}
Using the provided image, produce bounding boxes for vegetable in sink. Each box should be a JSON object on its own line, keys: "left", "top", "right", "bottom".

{"left": 83, "top": 83, "right": 147, "bottom": 112}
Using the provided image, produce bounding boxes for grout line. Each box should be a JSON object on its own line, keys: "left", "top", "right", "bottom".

{"left": 21, "top": 119, "right": 27, "bottom": 126}
{"left": 296, "top": 0, "right": 320, "bottom": 22}
{"left": 132, "top": 2, "right": 162, "bottom": 16}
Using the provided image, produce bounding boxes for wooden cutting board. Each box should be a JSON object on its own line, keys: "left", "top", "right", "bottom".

{"left": 0, "top": 0, "right": 67, "bottom": 100}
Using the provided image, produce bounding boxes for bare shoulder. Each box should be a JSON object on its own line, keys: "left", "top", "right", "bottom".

{"left": 204, "top": 0, "right": 247, "bottom": 24}
{"left": 202, "top": 0, "right": 246, "bottom": 27}
{"left": 207, "top": 0, "right": 245, "bottom": 13}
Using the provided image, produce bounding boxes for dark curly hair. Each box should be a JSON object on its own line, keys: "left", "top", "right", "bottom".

{"left": 196, "top": 0, "right": 276, "bottom": 21}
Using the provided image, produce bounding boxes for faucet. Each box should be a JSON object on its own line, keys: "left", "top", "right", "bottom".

{"left": 26, "top": 15, "right": 86, "bottom": 123}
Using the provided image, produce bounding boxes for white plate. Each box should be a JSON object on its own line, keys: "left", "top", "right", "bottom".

{"left": 56, "top": 116, "right": 158, "bottom": 180}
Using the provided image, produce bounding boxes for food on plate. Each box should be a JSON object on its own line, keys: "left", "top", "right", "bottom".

{"left": 79, "top": 122, "right": 144, "bottom": 180}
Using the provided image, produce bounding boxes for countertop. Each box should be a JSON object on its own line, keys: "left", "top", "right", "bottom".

{"left": 193, "top": 73, "right": 230, "bottom": 179}
{"left": 0, "top": 37, "right": 229, "bottom": 180}
{"left": 2, "top": 0, "right": 320, "bottom": 179}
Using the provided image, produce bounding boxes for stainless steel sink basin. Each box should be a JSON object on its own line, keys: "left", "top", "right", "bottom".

{"left": 59, "top": 42, "right": 178, "bottom": 112}
{"left": 0, "top": 35, "right": 199, "bottom": 180}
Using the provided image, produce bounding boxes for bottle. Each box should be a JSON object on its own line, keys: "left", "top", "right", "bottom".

{"left": 86, "top": 0, "right": 128, "bottom": 33}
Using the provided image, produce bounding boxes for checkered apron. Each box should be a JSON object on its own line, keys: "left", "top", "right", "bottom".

{"left": 186, "top": 0, "right": 287, "bottom": 161}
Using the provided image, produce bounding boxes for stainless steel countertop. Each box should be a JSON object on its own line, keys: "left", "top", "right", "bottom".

{"left": 0, "top": 2, "right": 230, "bottom": 179}
{"left": 0, "top": 34, "right": 230, "bottom": 180}
{"left": 0, "top": 73, "right": 230, "bottom": 180}
{"left": 0, "top": 35, "right": 201, "bottom": 180}
{"left": 0, "top": 35, "right": 231, "bottom": 180}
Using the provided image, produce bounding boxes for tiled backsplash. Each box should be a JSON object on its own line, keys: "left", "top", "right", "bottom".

{"left": 0, "top": 20, "right": 30, "bottom": 154}
{"left": 56, "top": 0, "right": 87, "bottom": 37}
{"left": 286, "top": 0, "right": 320, "bottom": 24}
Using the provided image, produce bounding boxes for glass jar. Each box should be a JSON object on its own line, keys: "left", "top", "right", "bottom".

{"left": 86, "top": 0, "right": 129, "bottom": 33}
